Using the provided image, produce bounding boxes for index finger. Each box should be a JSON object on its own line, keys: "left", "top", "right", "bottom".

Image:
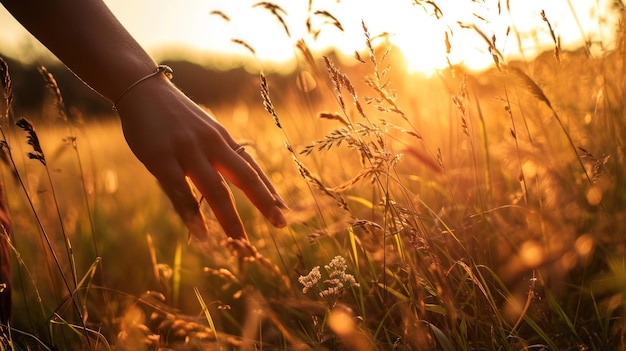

{"left": 213, "top": 147, "right": 287, "bottom": 229}
{"left": 235, "top": 146, "right": 286, "bottom": 207}
{"left": 186, "top": 154, "right": 248, "bottom": 240}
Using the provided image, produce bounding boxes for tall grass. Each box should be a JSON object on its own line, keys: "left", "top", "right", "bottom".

{"left": 1, "top": 1, "right": 626, "bottom": 350}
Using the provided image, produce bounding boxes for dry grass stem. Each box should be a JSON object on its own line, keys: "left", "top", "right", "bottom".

{"left": 253, "top": 2, "right": 291, "bottom": 38}
{"left": 208, "top": 10, "right": 230, "bottom": 22}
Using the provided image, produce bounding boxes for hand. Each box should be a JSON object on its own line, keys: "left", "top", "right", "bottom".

{"left": 114, "top": 76, "right": 287, "bottom": 241}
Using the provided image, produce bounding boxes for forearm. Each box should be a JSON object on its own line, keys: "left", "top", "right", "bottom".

{"left": 1, "top": 0, "right": 288, "bottom": 241}
{"left": 0, "top": 0, "right": 158, "bottom": 102}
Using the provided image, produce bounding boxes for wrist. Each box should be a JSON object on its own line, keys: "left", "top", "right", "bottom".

{"left": 112, "top": 65, "right": 174, "bottom": 111}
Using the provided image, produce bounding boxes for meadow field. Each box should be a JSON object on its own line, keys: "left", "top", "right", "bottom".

{"left": 1, "top": 3, "right": 626, "bottom": 350}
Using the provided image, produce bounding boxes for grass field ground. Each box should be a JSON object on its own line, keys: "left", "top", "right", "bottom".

{"left": 2, "top": 4, "right": 626, "bottom": 350}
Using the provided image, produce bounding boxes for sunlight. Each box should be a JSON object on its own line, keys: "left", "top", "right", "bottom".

{"left": 3, "top": 1, "right": 626, "bottom": 348}
{"left": 0, "top": 0, "right": 618, "bottom": 73}
{"left": 103, "top": 0, "right": 618, "bottom": 74}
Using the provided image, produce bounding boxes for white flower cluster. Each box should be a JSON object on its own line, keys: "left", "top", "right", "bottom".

{"left": 298, "top": 256, "right": 360, "bottom": 299}
{"left": 298, "top": 266, "right": 322, "bottom": 294}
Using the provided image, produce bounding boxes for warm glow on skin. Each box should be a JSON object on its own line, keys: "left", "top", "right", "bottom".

{"left": 0, "top": 0, "right": 619, "bottom": 74}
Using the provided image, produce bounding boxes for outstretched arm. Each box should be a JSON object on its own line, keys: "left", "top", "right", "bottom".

{"left": 0, "top": 0, "right": 287, "bottom": 241}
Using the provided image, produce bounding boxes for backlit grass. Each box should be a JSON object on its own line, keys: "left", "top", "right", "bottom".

{"left": 1, "top": 2, "right": 626, "bottom": 350}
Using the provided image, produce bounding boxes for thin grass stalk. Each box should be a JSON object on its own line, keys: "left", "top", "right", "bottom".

{"left": 380, "top": 152, "right": 391, "bottom": 307}
{"left": 325, "top": 35, "right": 420, "bottom": 308}
{"left": 1, "top": 230, "right": 47, "bottom": 327}
{"left": 345, "top": 227, "right": 368, "bottom": 321}
{"left": 429, "top": 80, "right": 468, "bottom": 226}
{"left": 260, "top": 72, "right": 334, "bottom": 237}
{"left": 589, "top": 288, "right": 611, "bottom": 349}
{"left": 616, "top": 14, "right": 626, "bottom": 152}
{"left": 193, "top": 287, "right": 221, "bottom": 347}
{"left": 49, "top": 313, "right": 111, "bottom": 350}
{"left": 0, "top": 60, "right": 55, "bottom": 339}
{"left": 452, "top": 78, "right": 487, "bottom": 239}
{"left": 4, "top": 327, "right": 54, "bottom": 350}
{"left": 508, "top": 83, "right": 555, "bottom": 266}
{"left": 466, "top": 98, "right": 488, "bottom": 217}
{"left": 474, "top": 95, "right": 492, "bottom": 201}
{"left": 264, "top": 222, "right": 294, "bottom": 283}
{"left": 39, "top": 67, "right": 116, "bottom": 344}
{"left": 0, "top": 128, "right": 66, "bottom": 284}
{"left": 38, "top": 67, "right": 99, "bottom": 256}
{"left": 66, "top": 138, "right": 98, "bottom": 254}
{"left": 476, "top": 264, "right": 552, "bottom": 348}
{"left": 544, "top": 291, "right": 580, "bottom": 344}
{"left": 303, "top": 54, "right": 419, "bottom": 311}
{"left": 16, "top": 119, "right": 88, "bottom": 324}
{"left": 74, "top": 258, "right": 101, "bottom": 329}
{"left": 40, "top": 149, "right": 78, "bottom": 288}
{"left": 259, "top": 296, "right": 314, "bottom": 351}
{"left": 506, "top": 66, "right": 594, "bottom": 185}
{"left": 427, "top": 322, "right": 456, "bottom": 351}
{"left": 501, "top": 85, "right": 529, "bottom": 205}
{"left": 12, "top": 118, "right": 90, "bottom": 345}
{"left": 173, "top": 240, "right": 182, "bottom": 308}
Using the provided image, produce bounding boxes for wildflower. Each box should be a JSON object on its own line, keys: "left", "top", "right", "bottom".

{"left": 325, "top": 256, "right": 348, "bottom": 275}
{"left": 320, "top": 256, "right": 359, "bottom": 298}
{"left": 298, "top": 256, "right": 359, "bottom": 299}
{"left": 298, "top": 266, "right": 321, "bottom": 293}
{"left": 319, "top": 285, "right": 341, "bottom": 298}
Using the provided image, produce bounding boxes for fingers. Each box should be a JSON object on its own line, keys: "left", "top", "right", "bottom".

{"left": 184, "top": 153, "right": 248, "bottom": 240}
{"left": 193, "top": 110, "right": 287, "bottom": 224}
{"left": 208, "top": 126, "right": 287, "bottom": 205}
{"left": 236, "top": 147, "right": 286, "bottom": 207}
{"left": 146, "top": 141, "right": 285, "bottom": 242}
{"left": 119, "top": 85, "right": 287, "bottom": 244}
{"left": 211, "top": 146, "right": 287, "bottom": 229}
{"left": 189, "top": 135, "right": 289, "bottom": 230}
{"left": 152, "top": 163, "right": 209, "bottom": 242}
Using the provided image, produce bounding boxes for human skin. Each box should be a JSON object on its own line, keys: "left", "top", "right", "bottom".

{"left": 0, "top": 0, "right": 288, "bottom": 242}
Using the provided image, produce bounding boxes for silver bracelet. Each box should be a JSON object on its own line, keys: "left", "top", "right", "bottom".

{"left": 112, "top": 64, "right": 173, "bottom": 110}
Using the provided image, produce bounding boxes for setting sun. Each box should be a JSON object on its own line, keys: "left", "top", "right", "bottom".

{"left": 99, "top": 0, "right": 618, "bottom": 74}
{"left": 0, "top": 0, "right": 618, "bottom": 74}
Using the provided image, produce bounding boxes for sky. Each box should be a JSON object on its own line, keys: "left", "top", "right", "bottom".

{"left": 0, "top": 0, "right": 620, "bottom": 74}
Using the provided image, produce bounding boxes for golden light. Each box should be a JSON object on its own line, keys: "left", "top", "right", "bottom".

{"left": 519, "top": 240, "right": 544, "bottom": 268}
{"left": 125, "top": 0, "right": 618, "bottom": 75}
{"left": 328, "top": 307, "right": 355, "bottom": 336}
{"left": 586, "top": 186, "right": 603, "bottom": 206}
{"left": 575, "top": 234, "right": 595, "bottom": 258}
{"left": 0, "top": 0, "right": 620, "bottom": 73}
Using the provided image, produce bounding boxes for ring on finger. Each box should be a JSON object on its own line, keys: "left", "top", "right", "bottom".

{"left": 234, "top": 146, "right": 246, "bottom": 154}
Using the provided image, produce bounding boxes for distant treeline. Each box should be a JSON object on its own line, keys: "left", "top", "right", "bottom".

{"left": 2, "top": 47, "right": 589, "bottom": 122}
{"left": 0, "top": 55, "right": 296, "bottom": 118}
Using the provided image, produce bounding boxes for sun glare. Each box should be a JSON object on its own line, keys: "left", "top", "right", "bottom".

{"left": 0, "top": 0, "right": 619, "bottom": 73}
{"left": 181, "top": 0, "right": 618, "bottom": 74}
